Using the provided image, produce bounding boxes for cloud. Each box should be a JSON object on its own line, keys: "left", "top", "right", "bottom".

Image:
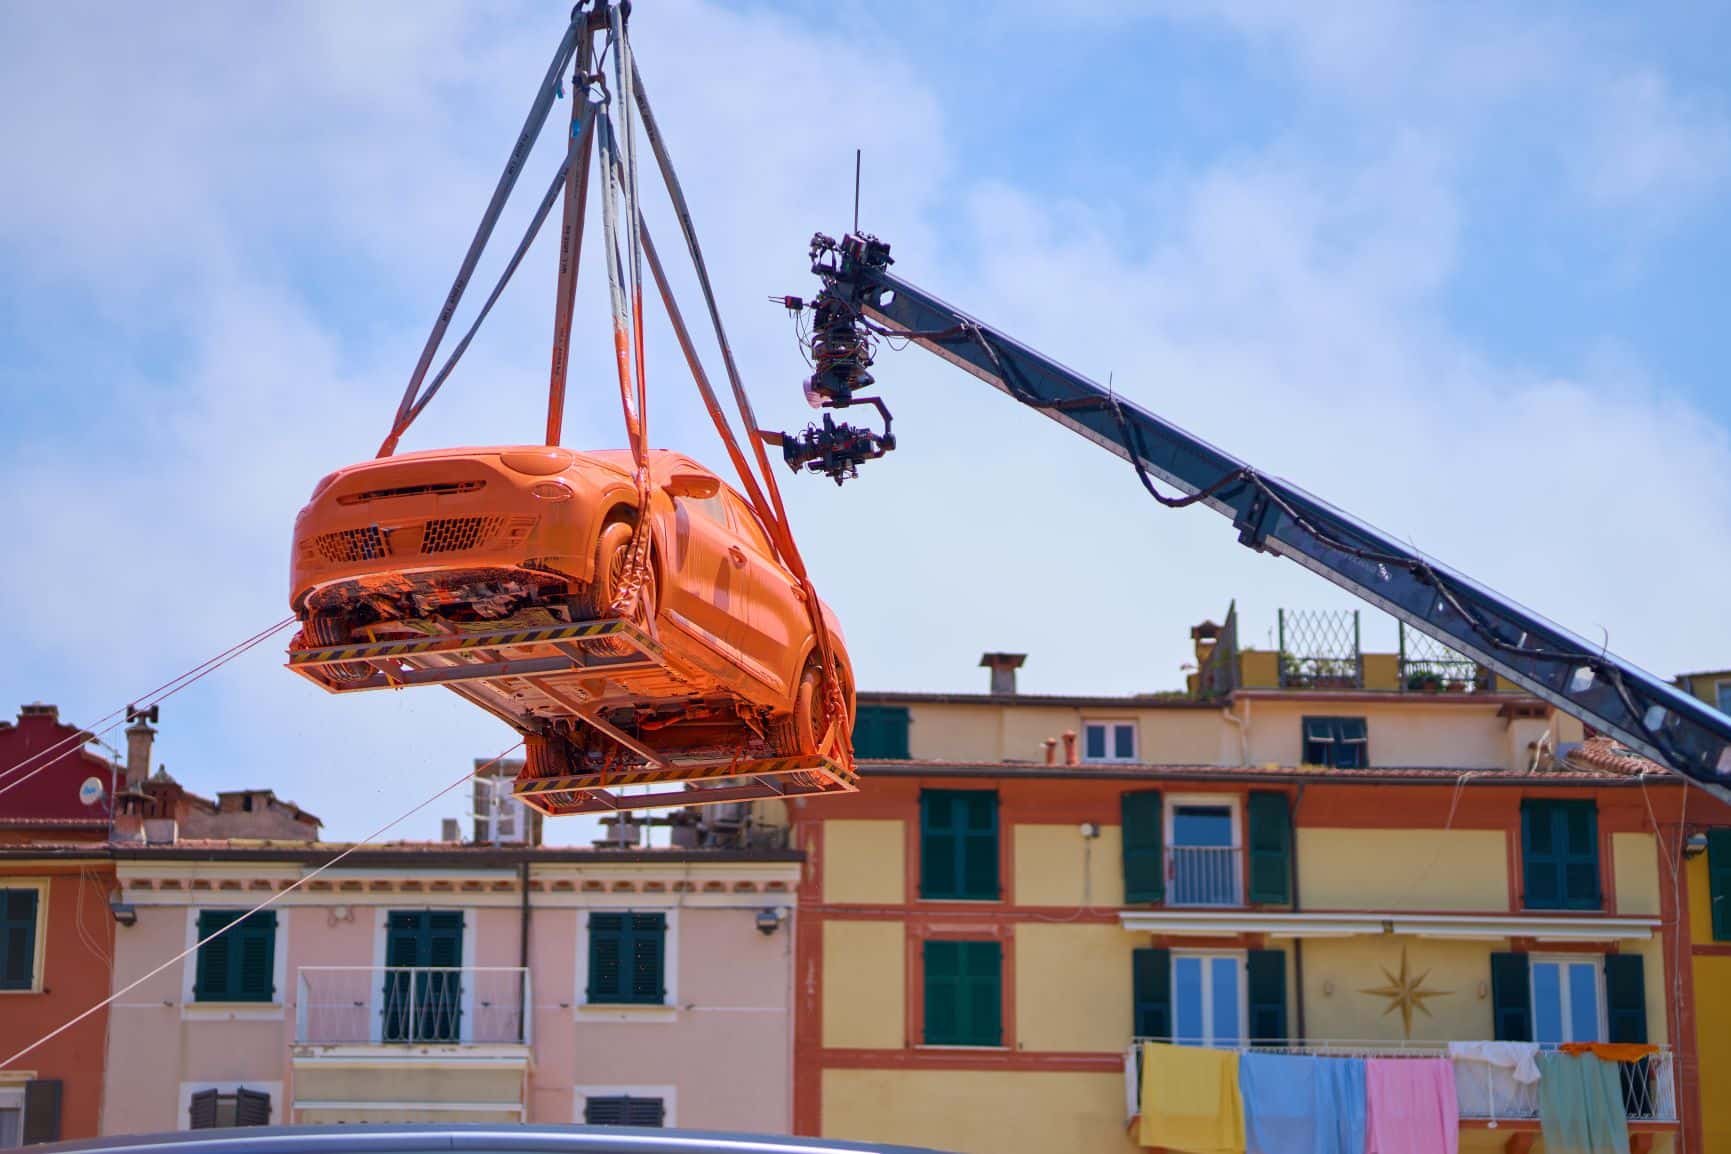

{"left": 1580, "top": 68, "right": 1731, "bottom": 211}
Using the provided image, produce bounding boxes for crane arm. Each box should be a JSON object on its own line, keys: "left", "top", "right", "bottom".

{"left": 779, "top": 232, "right": 1731, "bottom": 798}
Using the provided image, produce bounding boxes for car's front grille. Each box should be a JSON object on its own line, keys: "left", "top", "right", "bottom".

{"left": 312, "top": 526, "right": 388, "bottom": 565}
{"left": 422, "top": 516, "right": 505, "bottom": 553}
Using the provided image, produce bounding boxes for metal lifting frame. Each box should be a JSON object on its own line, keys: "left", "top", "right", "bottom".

{"left": 807, "top": 236, "right": 1731, "bottom": 800}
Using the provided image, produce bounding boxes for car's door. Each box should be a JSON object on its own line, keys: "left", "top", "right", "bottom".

{"left": 721, "top": 488, "right": 806, "bottom": 698}
{"left": 662, "top": 484, "right": 752, "bottom": 666}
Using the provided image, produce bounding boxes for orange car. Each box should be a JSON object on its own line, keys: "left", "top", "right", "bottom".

{"left": 287, "top": 446, "right": 854, "bottom": 809}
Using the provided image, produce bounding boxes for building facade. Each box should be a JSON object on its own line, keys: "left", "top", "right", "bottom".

{"left": 95, "top": 841, "right": 799, "bottom": 1133}
{"left": 792, "top": 613, "right": 1731, "bottom": 1154}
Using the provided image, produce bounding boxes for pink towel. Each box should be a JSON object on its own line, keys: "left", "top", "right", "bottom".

{"left": 1365, "top": 1058, "right": 1459, "bottom": 1154}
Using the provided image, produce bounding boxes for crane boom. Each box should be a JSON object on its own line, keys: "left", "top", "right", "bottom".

{"left": 779, "top": 232, "right": 1731, "bottom": 799}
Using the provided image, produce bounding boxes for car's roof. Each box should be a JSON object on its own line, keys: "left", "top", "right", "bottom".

{"left": 34, "top": 1126, "right": 952, "bottom": 1154}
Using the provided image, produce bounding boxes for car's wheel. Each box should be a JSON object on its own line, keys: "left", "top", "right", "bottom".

{"left": 572, "top": 516, "right": 658, "bottom": 656}
{"left": 298, "top": 612, "right": 371, "bottom": 683}
{"left": 772, "top": 659, "right": 835, "bottom": 757}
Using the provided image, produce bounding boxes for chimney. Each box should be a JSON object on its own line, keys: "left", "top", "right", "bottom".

{"left": 1061, "top": 730, "right": 1078, "bottom": 766}
{"left": 979, "top": 652, "right": 1027, "bottom": 696}
{"left": 1043, "top": 738, "right": 1058, "bottom": 766}
{"left": 440, "top": 818, "right": 462, "bottom": 843}
{"left": 124, "top": 716, "right": 157, "bottom": 791}
{"left": 1191, "top": 620, "right": 1221, "bottom": 669}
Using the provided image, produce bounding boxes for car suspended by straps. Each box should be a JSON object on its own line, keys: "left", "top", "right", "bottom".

{"left": 287, "top": 445, "right": 857, "bottom": 815}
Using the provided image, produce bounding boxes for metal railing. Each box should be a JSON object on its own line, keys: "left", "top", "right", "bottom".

{"left": 1167, "top": 846, "right": 1241, "bottom": 907}
{"left": 1126, "top": 1040, "right": 1675, "bottom": 1124}
{"left": 295, "top": 966, "right": 530, "bottom": 1046}
{"left": 1399, "top": 622, "right": 1493, "bottom": 693}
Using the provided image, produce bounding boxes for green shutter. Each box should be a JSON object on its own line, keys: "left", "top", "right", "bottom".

{"left": 1121, "top": 791, "right": 1164, "bottom": 904}
{"left": 587, "top": 913, "right": 626, "bottom": 1002}
{"left": 1708, "top": 829, "right": 1731, "bottom": 942}
{"left": 587, "top": 911, "right": 665, "bottom": 1005}
{"left": 195, "top": 910, "right": 234, "bottom": 1001}
{"left": 923, "top": 939, "right": 1000, "bottom": 1046}
{"left": 921, "top": 790, "right": 998, "bottom": 900}
{"left": 853, "top": 705, "right": 911, "bottom": 759}
{"left": 1247, "top": 791, "right": 1293, "bottom": 905}
{"left": 1246, "top": 949, "right": 1287, "bottom": 1045}
{"left": 22, "top": 1079, "right": 61, "bottom": 1144}
{"left": 1490, "top": 952, "right": 1532, "bottom": 1041}
{"left": 1522, "top": 800, "right": 1600, "bottom": 910}
{"left": 233, "top": 912, "right": 277, "bottom": 1002}
{"left": 1131, "top": 948, "right": 1170, "bottom": 1040}
{"left": 629, "top": 912, "right": 667, "bottom": 1002}
{"left": 1604, "top": 953, "right": 1647, "bottom": 1044}
{"left": 1, "top": 889, "right": 39, "bottom": 991}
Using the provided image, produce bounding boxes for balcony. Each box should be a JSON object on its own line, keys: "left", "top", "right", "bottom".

{"left": 1125, "top": 1040, "right": 1676, "bottom": 1129}
{"left": 295, "top": 966, "right": 531, "bottom": 1046}
{"left": 1167, "top": 846, "right": 1241, "bottom": 907}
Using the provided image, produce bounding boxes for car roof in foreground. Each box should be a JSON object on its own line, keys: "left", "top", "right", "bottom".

{"left": 33, "top": 1126, "right": 956, "bottom": 1154}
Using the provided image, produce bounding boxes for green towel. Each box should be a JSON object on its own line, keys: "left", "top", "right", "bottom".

{"left": 1537, "top": 1052, "right": 1629, "bottom": 1154}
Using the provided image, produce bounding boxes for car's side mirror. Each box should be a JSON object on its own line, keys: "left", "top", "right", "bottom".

{"left": 664, "top": 471, "right": 721, "bottom": 500}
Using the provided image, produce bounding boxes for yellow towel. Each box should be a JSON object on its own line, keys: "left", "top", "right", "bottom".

{"left": 1138, "top": 1042, "right": 1246, "bottom": 1154}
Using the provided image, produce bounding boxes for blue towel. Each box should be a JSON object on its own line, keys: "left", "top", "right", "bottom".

{"left": 1238, "top": 1051, "right": 1367, "bottom": 1154}
{"left": 1537, "top": 1052, "right": 1629, "bottom": 1154}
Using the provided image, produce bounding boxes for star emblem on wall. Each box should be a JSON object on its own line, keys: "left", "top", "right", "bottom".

{"left": 1359, "top": 945, "right": 1451, "bottom": 1038}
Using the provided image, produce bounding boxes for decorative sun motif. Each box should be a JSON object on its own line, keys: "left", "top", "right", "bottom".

{"left": 1359, "top": 945, "right": 1452, "bottom": 1038}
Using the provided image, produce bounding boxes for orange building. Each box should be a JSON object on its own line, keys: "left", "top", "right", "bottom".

{"left": 0, "top": 705, "right": 121, "bottom": 1144}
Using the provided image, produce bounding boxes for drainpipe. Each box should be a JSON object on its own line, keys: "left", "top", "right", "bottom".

{"left": 1290, "top": 783, "right": 1306, "bottom": 1043}
{"left": 1222, "top": 702, "right": 1249, "bottom": 767}
{"left": 519, "top": 858, "right": 531, "bottom": 1045}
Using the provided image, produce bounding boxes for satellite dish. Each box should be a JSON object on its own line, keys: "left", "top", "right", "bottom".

{"left": 79, "top": 776, "right": 106, "bottom": 807}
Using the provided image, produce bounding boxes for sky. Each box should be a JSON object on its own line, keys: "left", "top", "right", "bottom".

{"left": 1, "top": 1, "right": 1727, "bottom": 843}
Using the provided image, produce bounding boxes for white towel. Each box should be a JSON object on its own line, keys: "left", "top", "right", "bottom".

{"left": 1447, "top": 1040, "right": 1542, "bottom": 1084}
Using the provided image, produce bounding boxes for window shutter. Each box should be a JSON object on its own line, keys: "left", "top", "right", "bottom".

{"left": 426, "top": 912, "right": 464, "bottom": 965}
{"left": 624, "top": 1098, "right": 665, "bottom": 1127}
{"left": 961, "top": 793, "right": 999, "bottom": 900}
{"left": 1707, "top": 830, "right": 1731, "bottom": 942}
{"left": 234, "top": 1088, "right": 272, "bottom": 1128}
{"left": 1246, "top": 949, "right": 1288, "bottom": 1045}
{"left": 1246, "top": 792, "right": 1293, "bottom": 905}
{"left": 586, "top": 1096, "right": 665, "bottom": 1127}
{"left": 1561, "top": 802, "right": 1601, "bottom": 908}
{"left": 1131, "top": 948, "right": 1171, "bottom": 1040}
{"left": 1, "top": 889, "right": 38, "bottom": 990}
{"left": 920, "top": 790, "right": 998, "bottom": 900}
{"left": 923, "top": 940, "right": 961, "bottom": 1044}
{"left": 853, "top": 705, "right": 910, "bottom": 759}
{"left": 1490, "top": 952, "right": 1532, "bottom": 1041}
{"left": 236, "top": 912, "right": 276, "bottom": 1003}
{"left": 920, "top": 791, "right": 958, "bottom": 898}
{"left": 1121, "top": 791, "right": 1164, "bottom": 904}
{"left": 196, "top": 911, "right": 233, "bottom": 1001}
{"left": 21, "top": 1079, "right": 60, "bottom": 1145}
{"left": 1604, "top": 953, "right": 1647, "bottom": 1044}
{"left": 629, "top": 913, "right": 667, "bottom": 1002}
{"left": 965, "top": 941, "right": 1002, "bottom": 1047}
{"left": 1520, "top": 801, "right": 1558, "bottom": 908}
{"left": 587, "top": 913, "right": 626, "bottom": 1002}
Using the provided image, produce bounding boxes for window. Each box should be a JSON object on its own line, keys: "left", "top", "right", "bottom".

{"left": 383, "top": 910, "right": 463, "bottom": 1041}
{"left": 1709, "top": 829, "right": 1731, "bottom": 942}
{"left": 1084, "top": 721, "right": 1137, "bottom": 763}
{"left": 194, "top": 910, "right": 276, "bottom": 1003}
{"left": 1172, "top": 953, "right": 1244, "bottom": 1047}
{"left": 1530, "top": 956, "right": 1603, "bottom": 1045}
{"left": 189, "top": 1089, "right": 270, "bottom": 1129}
{"left": 587, "top": 912, "right": 666, "bottom": 1005}
{"left": 1717, "top": 681, "right": 1731, "bottom": 715}
{"left": 0, "top": 1087, "right": 21, "bottom": 1148}
{"left": 0, "top": 887, "right": 43, "bottom": 992}
{"left": 1167, "top": 799, "right": 1239, "bottom": 907}
{"left": 584, "top": 1096, "right": 665, "bottom": 1127}
{"left": 1, "top": 1081, "right": 59, "bottom": 1147}
{"left": 919, "top": 790, "right": 998, "bottom": 900}
{"left": 722, "top": 492, "right": 773, "bottom": 556}
{"left": 1301, "top": 717, "right": 1367, "bottom": 768}
{"left": 1521, "top": 799, "right": 1601, "bottom": 910}
{"left": 923, "top": 939, "right": 1001, "bottom": 1046}
{"left": 853, "top": 705, "right": 911, "bottom": 759}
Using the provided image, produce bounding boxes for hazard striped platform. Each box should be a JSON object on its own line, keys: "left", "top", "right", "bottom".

{"left": 512, "top": 753, "right": 858, "bottom": 816}
{"left": 286, "top": 619, "right": 665, "bottom": 693}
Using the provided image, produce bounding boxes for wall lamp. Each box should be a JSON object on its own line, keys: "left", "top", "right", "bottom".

{"left": 755, "top": 907, "right": 788, "bottom": 936}
{"left": 1683, "top": 832, "right": 1710, "bottom": 860}
{"left": 110, "top": 901, "right": 138, "bottom": 927}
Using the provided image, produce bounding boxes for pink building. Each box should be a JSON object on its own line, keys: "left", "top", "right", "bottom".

{"left": 100, "top": 837, "right": 800, "bottom": 1132}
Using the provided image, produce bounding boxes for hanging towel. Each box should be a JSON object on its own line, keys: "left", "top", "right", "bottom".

{"left": 1447, "top": 1041, "right": 1541, "bottom": 1122}
{"left": 1237, "top": 1050, "right": 1365, "bottom": 1154}
{"left": 1445, "top": 1040, "right": 1542, "bottom": 1083}
{"left": 1538, "top": 1052, "right": 1630, "bottom": 1154}
{"left": 1139, "top": 1042, "right": 1246, "bottom": 1154}
{"left": 1557, "top": 1042, "right": 1658, "bottom": 1064}
{"left": 1365, "top": 1058, "right": 1459, "bottom": 1154}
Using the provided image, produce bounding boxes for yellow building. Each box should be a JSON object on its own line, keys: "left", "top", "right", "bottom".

{"left": 792, "top": 608, "right": 1731, "bottom": 1154}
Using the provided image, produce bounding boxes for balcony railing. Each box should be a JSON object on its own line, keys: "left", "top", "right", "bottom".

{"left": 1167, "top": 846, "right": 1241, "bottom": 907}
{"left": 1126, "top": 1040, "right": 1675, "bottom": 1125}
{"left": 295, "top": 966, "right": 530, "bottom": 1046}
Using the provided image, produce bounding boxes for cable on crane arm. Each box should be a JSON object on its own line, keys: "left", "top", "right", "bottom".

{"left": 377, "top": 13, "right": 585, "bottom": 457}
